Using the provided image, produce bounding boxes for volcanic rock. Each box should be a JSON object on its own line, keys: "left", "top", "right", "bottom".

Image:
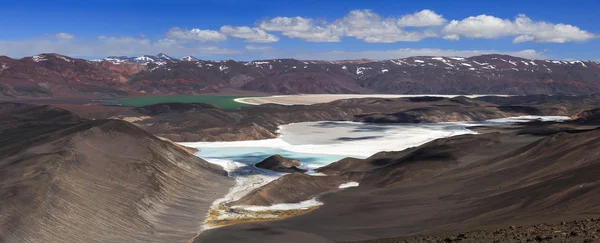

{"left": 255, "top": 155, "right": 307, "bottom": 173}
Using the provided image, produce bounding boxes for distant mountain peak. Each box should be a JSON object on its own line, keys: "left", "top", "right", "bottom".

{"left": 156, "top": 53, "right": 174, "bottom": 60}
{"left": 181, "top": 56, "right": 199, "bottom": 61}
{"left": 99, "top": 53, "right": 176, "bottom": 64}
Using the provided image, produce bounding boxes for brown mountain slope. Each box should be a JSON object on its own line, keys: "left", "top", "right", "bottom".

{"left": 0, "top": 103, "right": 233, "bottom": 242}
{"left": 0, "top": 54, "right": 133, "bottom": 97}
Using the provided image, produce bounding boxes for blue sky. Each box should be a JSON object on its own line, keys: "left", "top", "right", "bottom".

{"left": 0, "top": 0, "right": 598, "bottom": 60}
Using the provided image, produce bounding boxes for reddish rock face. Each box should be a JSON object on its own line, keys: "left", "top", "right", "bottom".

{"left": 0, "top": 54, "right": 131, "bottom": 97}
{"left": 2, "top": 53, "right": 600, "bottom": 98}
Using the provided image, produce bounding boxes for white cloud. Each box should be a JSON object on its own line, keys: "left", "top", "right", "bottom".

{"left": 330, "top": 9, "right": 438, "bottom": 43}
{"left": 443, "top": 14, "right": 595, "bottom": 43}
{"left": 280, "top": 26, "right": 341, "bottom": 42}
{"left": 165, "top": 27, "right": 227, "bottom": 42}
{"left": 219, "top": 26, "right": 279, "bottom": 43}
{"left": 397, "top": 9, "right": 446, "bottom": 27}
{"left": 512, "top": 35, "right": 535, "bottom": 43}
{"left": 163, "top": 10, "right": 593, "bottom": 45}
{"left": 288, "top": 48, "right": 545, "bottom": 60}
{"left": 55, "top": 33, "right": 75, "bottom": 40}
{"left": 245, "top": 45, "right": 273, "bottom": 50}
{"left": 331, "top": 10, "right": 400, "bottom": 39}
{"left": 260, "top": 17, "right": 314, "bottom": 32}
{"left": 443, "top": 15, "right": 512, "bottom": 39}
{"left": 261, "top": 9, "right": 441, "bottom": 43}
{"left": 260, "top": 17, "right": 340, "bottom": 42}
{"left": 443, "top": 34, "right": 460, "bottom": 41}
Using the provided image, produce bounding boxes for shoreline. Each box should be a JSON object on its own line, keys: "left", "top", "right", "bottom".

{"left": 234, "top": 94, "right": 513, "bottom": 106}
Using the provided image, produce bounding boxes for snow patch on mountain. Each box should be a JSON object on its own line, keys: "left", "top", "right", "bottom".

{"left": 32, "top": 55, "right": 48, "bottom": 62}
{"left": 0, "top": 64, "right": 9, "bottom": 72}
{"left": 182, "top": 56, "right": 199, "bottom": 61}
{"left": 135, "top": 56, "right": 155, "bottom": 62}
{"left": 356, "top": 67, "right": 371, "bottom": 75}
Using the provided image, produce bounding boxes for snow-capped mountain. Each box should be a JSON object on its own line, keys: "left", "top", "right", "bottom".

{"left": 14, "top": 52, "right": 600, "bottom": 98}
{"left": 101, "top": 53, "right": 176, "bottom": 64}
{"left": 181, "top": 56, "right": 199, "bottom": 61}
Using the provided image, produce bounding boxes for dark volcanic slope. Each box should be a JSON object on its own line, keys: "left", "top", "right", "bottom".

{"left": 0, "top": 103, "right": 234, "bottom": 242}
{"left": 357, "top": 218, "right": 600, "bottom": 243}
{"left": 198, "top": 127, "right": 600, "bottom": 243}
{"left": 2, "top": 53, "right": 600, "bottom": 97}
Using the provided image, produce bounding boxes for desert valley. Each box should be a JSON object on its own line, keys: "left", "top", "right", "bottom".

{"left": 3, "top": 60, "right": 600, "bottom": 241}
{"left": 2, "top": 1, "right": 600, "bottom": 242}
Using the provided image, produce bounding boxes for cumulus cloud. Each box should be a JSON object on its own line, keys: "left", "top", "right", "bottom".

{"left": 332, "top": 9, "right": 439, "bottom": 43}
{"left": 166, "top": 27, "right": 227, "bottom": 42}
{"left": 1, "top": 10, "right": 595, "bottom": 58}
{"left": 281, "top": 26, "right": 341, "bottom": 42}
{"left": 397, "top": 9, "right": 446, "bottom": 27}
{"left": 260, "top": 17, "right": 340, "bottom": 42}
{"left": 443, "top": 14, "right": 595, "bottom": 43}
{"left": 55, "top": 33, "right": 75, "bottom": 40}
{"left": 219, "top": 26, "right": 279, "bottom": 43}
{"left": 260, "top": 9, "right": 442, "bottom": 43}
{"left": 260, "top": 17, "right": 314, "bottom": 32}
{"left": 259, "top": 10, "right": 594, "bottom": 44}
{"left": 331, "top": 10, "right": 399, "bottom": 39}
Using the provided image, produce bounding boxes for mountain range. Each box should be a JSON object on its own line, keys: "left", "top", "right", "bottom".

{"left": 1, "top": 53, "right": 600, "bottom": 98}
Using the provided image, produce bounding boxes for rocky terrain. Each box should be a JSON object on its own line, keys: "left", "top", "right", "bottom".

{"left": 356, "top": 218, "right": 600, "bottom": 243}
{"left": 115, "top": 95, "right": 600, "bottom": 142}
{"left": 255, "top": 155, "right": 307, "bottom": 173}
{"left": 0, "top": 103, "right": 233, "bottom": 242}
{"left": 2, "top": 53, "right": 600, "bottom": 97}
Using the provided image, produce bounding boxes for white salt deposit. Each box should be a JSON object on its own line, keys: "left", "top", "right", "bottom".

{"left": 338, "top": 181, "right": 360, "bottom": 189}
{"left": 238, "top": 198, "right": 323, "bottom": 212}
{"left": 183, "top": 116, "right": 568, "bottom": 159}
{"left": 234, "top": 94, "right": 514, "bottom": 106}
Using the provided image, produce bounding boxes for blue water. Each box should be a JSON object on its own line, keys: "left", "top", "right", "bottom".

{"left": 197, "top": 147, "right": 352, "bottom": 168}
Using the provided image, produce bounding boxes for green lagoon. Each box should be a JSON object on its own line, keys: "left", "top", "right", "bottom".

{"left": 113, "top": 95, "right": 252, "bottom": 109}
